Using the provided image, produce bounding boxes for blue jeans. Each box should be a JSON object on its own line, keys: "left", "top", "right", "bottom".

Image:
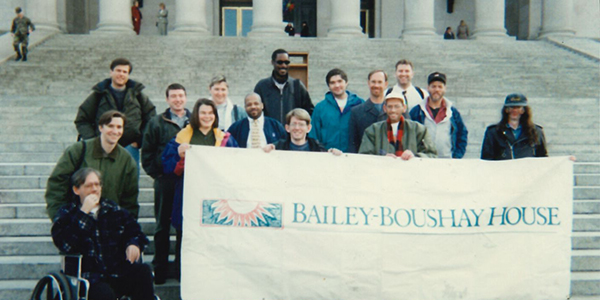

{"left": 125, "top": 144, "right": 140, "bottom": 178}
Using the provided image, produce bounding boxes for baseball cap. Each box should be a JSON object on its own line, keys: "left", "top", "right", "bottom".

{"left": 504, "top": 93, "right": 528, "bottom": 107}
{"left": 428, "top": 72, "right": 446, "bottom": 85}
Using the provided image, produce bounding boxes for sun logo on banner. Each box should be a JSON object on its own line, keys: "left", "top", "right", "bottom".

{"left": 202, "top": 199, "right": 283, "bottom": 228}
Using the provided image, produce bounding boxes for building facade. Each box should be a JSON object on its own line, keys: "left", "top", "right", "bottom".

{"left": 1, "top": 0, "right": 598, "bottom": 40}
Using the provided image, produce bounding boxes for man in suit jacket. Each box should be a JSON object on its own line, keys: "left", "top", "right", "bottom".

{"left": 348, "top": 70, "right": 388, "bottom": 153}
{"left": 228, "top": 93, "right": 287, "bottom": 148}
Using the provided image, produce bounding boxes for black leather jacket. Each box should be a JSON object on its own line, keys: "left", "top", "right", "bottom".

{"left": 481, "top": 124, "right": 547, "bottom": 160}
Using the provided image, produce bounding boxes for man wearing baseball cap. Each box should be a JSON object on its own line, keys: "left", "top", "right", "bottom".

{"left": 358, "top": 87, "right": 437, "bottom": 160}
{"left": 481, "top": 93, "right": 547, "bottom": 160}
{"left": 409, "top": 72, "right": 468, "bottom": 158}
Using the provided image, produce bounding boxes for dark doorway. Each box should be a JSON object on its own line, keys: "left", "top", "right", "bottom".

{"left": 292, "top": 0, "right": 317, "bottom": 37}
{"left": 361, "top": 0, "right": 374, "bottom": 37}
{"left": 66, "top": 0, "right": 98, "bottom": 33}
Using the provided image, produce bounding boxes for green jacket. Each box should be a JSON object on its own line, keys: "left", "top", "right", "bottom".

{"left": 141, "top": 108, "right": 190, "bottom": 179}
{"left": 358, "top": 119, "right": 437, "bottom": 158}
{"left": 11, "top": 16, "right": 35, "bottom": 35}
{"left": 74, "top": 78, "right": 156, "bottom": 147}
{"left": 45, "top": 137, "right": 139, "bottom": 221}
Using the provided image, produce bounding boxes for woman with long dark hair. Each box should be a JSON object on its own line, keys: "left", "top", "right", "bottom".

{"left": 161, "top": 99, "right": 238, "bottom": 278}
{"left": 481, "top": 93, "right": 547, "bottom": 160}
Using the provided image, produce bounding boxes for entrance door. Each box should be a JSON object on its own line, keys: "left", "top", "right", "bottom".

{"left": 222, "top": 7, "right": 253, "bottom": 36}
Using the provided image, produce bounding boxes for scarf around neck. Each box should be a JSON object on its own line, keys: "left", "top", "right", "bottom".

{"left": 387, "top": 116, "right": 405, "bottom": 156}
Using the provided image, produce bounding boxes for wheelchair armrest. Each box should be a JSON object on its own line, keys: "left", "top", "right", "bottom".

{"left": 60, "top": 253, "right": 82, "bottom": 278}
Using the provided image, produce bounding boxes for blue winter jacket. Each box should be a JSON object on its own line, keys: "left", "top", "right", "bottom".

{"left": 309, "top": 91, "right": 364, "bottom": 152}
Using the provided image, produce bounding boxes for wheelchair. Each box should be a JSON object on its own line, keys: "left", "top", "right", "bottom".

{"left": 30, "top": 254, "right": 160, "bottom": 300}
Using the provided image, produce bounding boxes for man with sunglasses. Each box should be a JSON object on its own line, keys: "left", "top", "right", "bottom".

{"left": 254, "top": 49, "right": 314, "bottom": 124}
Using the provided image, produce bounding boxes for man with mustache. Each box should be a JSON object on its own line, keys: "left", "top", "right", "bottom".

{"left": 227, "top": 93, "right": 287, "bottom": 148}
{"left": 409, "top": 72, "right": 468, "bottom": 159}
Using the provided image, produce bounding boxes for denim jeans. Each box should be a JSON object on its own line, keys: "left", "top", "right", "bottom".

{"left": 125, "top": 144, "right": 140, "bottom": 178}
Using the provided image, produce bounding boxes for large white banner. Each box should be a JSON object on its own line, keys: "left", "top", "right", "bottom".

{"left": 181, "top": 147, "right": 573, "bottom": 300}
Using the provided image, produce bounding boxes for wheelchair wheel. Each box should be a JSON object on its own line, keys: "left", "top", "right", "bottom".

{"left": 30, "top": 272, "right": 74, "bottom": 300}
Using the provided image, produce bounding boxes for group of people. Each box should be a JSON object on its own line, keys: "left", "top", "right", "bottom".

{"left": 132, "top": 1, "right": 169, "bottom": 36}
{"left": 284, "top": 21, "right": 311, "bottom": 37}
{"left": 443, "top": 20, "right": 470, "bottom": 40}
{"left": 44, "top": 48, "right": 549, "bottom": 299}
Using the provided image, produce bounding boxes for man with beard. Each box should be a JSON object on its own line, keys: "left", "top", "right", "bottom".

{"left": 348, "top": 70, "right": 388, "bottom": 153}
{"left": 254, "top": 49, "right": 314, "bottom": 124}
{"left": 409, "top": 72, "right": 468, "bottom": 158}
{"left": 359, "top": 89, "right": 437, "bottom": 160}
{"left": 227, "top": 93, "right": 287, "bottom": 148}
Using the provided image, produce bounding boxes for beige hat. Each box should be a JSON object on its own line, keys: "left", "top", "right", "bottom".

{"left": 384, "top": 87, "right": 406, "bottom": 105}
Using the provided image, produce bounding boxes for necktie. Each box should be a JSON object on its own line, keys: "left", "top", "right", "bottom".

{"left": 251, "top": 119, "right": 260, "bottom": 148}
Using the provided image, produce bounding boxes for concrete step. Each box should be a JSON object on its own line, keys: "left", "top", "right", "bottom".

{"left": 572, "top": 250, "right": 600, "bottom": 272}
{"left": 571, "top": 272, "right": 600, "bottom": 296}
{"left": 0, "top": 218, "right": 160, "bottom": 237}
{"left": 0, "top": 163, "right": 150, "bottom": 177}
{"left": 0, "top": 235, "right": 177, "bottom": 256}
{"left": 0, "top": 188, "right": 153, "bottom": 204}
{"left": 0, "top": 175, "right": 153, "bottom": 189}
{"left": 575, "top": 187, "right": 600, "bottom": 200}
{"left": 575, "top": 200, "right": 600, "bottom": 214}
{"left": 0, "top": 163, "right": 55, "bottom": 176}
{"left": 573, "top": 214, "right": 600, "bottom": 232}
{"left": 0, "top": 202, "right": 156, "bottom": 219}
{"left": 577, "top": 175, "right": 600, "bottom": 186}
{"left": 0, "top": 278, "right": 180, "bottom": 300}
{"left": 572, "top": 232, "right": 600, "bottom": 250}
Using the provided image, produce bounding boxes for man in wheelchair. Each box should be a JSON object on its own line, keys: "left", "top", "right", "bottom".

{"left": 51, "top": 168, "right": 155, "bottom": 300}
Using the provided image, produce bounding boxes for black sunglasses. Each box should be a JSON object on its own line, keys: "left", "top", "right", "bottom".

{"left": 276, "top": 60, "right": 291, "bottom": 65}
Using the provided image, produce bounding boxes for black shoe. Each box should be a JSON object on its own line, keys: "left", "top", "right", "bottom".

{"left": 15, "top": 54, "right": 21, "bottom": 61}
{"left": 22, "top": 56, "right": 27, "bottom": 62}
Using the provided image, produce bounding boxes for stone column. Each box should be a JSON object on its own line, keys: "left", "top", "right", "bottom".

{"left": 26, "top": 0, "right": 60, "bottom": 32}
{"left": 173, "top": 0, "right": 210, "bottom": 34}
{"left": 539, "top": 0, "right": 575, "bottom": 38}
{"left": 402, "top": 0, "right": 436, "bottom": 38}
{"left": 248, "top": 0, "right": 286, "bottom": 36}
{"left": 472, "top": 0, "right": 509, "bottom": 39}
{"left": 93, "top": 0, "right": 134, "bottom": 34}
{"left": 328, "top": 0, "right": 364, "bottom": 37}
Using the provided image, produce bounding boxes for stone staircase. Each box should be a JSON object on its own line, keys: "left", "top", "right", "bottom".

{"left": 0, "top": 34, "right": 598, "bottom": 299}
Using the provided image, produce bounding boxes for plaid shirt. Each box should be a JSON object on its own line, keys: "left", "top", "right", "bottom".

{"left": 51, "top": 198, "right": 148, "bottom": 283}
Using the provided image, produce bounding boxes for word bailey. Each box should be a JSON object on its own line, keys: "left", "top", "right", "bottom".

{"left": 292, "top": 203, "right": 561, "bottom": 228}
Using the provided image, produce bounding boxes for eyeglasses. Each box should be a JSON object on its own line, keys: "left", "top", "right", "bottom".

{"left": 288, "top": 122, "right": 308, "bottom": 128}
{"left": 276, "top": 60, "right": 291, "bottom": 65}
